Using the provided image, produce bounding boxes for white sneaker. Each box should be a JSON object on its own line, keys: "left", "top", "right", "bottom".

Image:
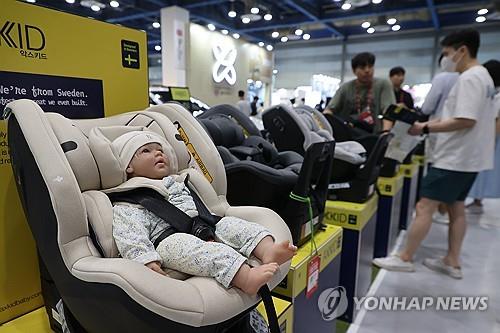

{"left": 432, "top": 211, "right": 449, "bottom": 224}
{"left": 373, "top": 255, "right": 415, "bottom": 272}
{"left": 466, "top": 203, "right": 484, "bottom": 215}
{"left": 423, "top": 257, "right": 462, "bottom": 279}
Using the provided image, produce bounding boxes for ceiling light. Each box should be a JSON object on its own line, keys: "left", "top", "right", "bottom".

{"left": 258, "top": 41, "right": 265, "bottom": 47}
{"left": 334, "top": 0, "right": 342, "bottom": 2}
{"left": 477, "top": 8, "right": 488, "bottom": 15}
{"left": 26, "top": 0, "right": 36, "bottom": 3}
{"left": 221, "top": 29, "right": 228, "bottom": 35}
{"left": 391, "top": 24, "right": 401, "bottom": 31}
{"left": 207, "top": 23, "right": 216, "bottom": 31}
{"left": 154, "top": 45, "right": 161, "bottom": 51}
{"left": 341, "top": 3, "right": 352, "bottom": 10}
{"left": 387, "top": 18, "right": 397, "bottom": 25}
{"left": 232, "top": 33, "right": 240, "bottom": 39}
{"left": 303, "top": 33, "right": 311, "bottom": 40}
{"left": 372, "top": 0, "right": 383, "bottom": 3}
{"left": 109, "top": 1, "right": 119, "bottom": 7}
{"left": 295, "top": 29, "right": 303, "bottom": 36}
{"left": 281, "top": 36, "right": 288, "bottom": 42}
{"left": 251, "top": 7, "right": 259, "bottom": 14}
{"left": 152, "top": 21, "right": 160, "bottom": 28}
{"left": 476, "top": 16, "right": 486, "bottom": 23}
{"left": 271, "top": 31, "right": 279, "bottom": 38}
{"left": 242, "top": 17, "right": 251, "bottom": 24}
{"left": 228, "top": 10, "right": 237, "bottom": 18}
{"left": 91, "top": 4, "right": 101, "bottom": 11}
{"left": 361, "top": 21, "right": 371, "bottom": 28}
{"left": 264, "top": 13, "right": 272, "bottom": 21}
{"left": 66, "top": 0, "right": 75, "bottom": 3}
{"left": 266, "top": 45, "right": 273, "bottom": 51}
{"left": 367, "top": 27, "right": 375, "bottom": 34}
{"left": 273, "top": 69, "right": 278, "bottom": 74}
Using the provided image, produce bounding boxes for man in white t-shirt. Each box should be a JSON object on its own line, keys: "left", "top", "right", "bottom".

{"left": 374, "top": 29, "right": 497, "bottom": 279}
{"left": 236, "top": 90, "right": 252, "bottom": 116}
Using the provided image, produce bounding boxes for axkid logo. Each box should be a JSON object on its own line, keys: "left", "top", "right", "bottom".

{"left": 0, "top": 21, "right": 47, "bottom": 60}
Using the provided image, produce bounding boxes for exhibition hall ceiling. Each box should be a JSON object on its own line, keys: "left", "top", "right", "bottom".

{"left": 25, "top": 0, "right": 499, "bottom": 53}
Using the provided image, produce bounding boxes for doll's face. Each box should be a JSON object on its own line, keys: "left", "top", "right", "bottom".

{"left": 126, "top": 143, "right": 170, "bottom": 179}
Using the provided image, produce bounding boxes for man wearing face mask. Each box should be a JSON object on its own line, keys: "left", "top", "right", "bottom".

{"left": 324, "top": 52, "right": 395, "bottom": 133}
{"left": 374, "top": 29, "right": 497, "bottom": 279}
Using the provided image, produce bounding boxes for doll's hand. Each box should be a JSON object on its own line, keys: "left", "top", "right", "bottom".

{"left": 146, "top": 261, "right": 167, "bottom": 276}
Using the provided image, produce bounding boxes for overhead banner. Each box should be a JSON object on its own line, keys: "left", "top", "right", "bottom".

{"left": 0, "top": 0, "right": 148, "bottom": 324}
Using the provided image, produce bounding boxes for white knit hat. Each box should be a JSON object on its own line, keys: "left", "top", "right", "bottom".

{"left": 112, "top": 130, "right": 178, "bottom": 175}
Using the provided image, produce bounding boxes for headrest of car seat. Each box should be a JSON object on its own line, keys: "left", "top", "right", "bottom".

{"left": 335, "top": 141, "right": 367, "bottom": 165}
{"left": 295, "top": 105, "right": 333, "bottom": 136}
{"left": 198, "top": 115, "right": 245, "bottom": 147}
{"left": 294, "top": 107, "right": 334, "bottom": 143}
{"left": 200, "top": 104, "right": 261, "bottom": 137}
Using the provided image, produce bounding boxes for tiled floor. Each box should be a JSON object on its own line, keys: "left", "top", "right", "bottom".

{"left": 349, "top": 198, "right": 500, "bottom": 333}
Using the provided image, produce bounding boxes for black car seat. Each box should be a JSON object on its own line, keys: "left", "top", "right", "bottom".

{"left": 3, "top": 100, "right": 292, "bottom": 333}
{"left": 263, "top": 104, "right": 392, "bottom": 203}
{"left": 197, "top": 105, "right": 335, "bottom": 246}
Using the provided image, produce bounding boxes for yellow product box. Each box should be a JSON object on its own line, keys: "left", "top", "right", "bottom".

{"left": 273, "top": 224, "right": 342, "bottom": 298}
{"left": 256, "top": 297, "right": 293, "bottom": 333}
{"left": 377, "top": 172, "right": 404, "bottom": 197}
{"left": 323, "top": 194, "right": 378, "bottom": 231}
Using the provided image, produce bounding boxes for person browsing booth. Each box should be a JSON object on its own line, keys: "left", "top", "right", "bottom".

{"left": 389, "top": 66, "right": 415, "bottom": 110}
{"left": 324, "top": 52, "right": 396, "bottom": 133}
{"left": 373, "top": 29, "right": 497, "bottom": 279}
{"left": 94, "top": 129, "right": 297, "bottom": 295}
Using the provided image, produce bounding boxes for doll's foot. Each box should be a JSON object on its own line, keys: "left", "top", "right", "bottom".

{"left": 262, "top": 241, "right": 297, "bottom": 265}
{"left": 239, "top": 263, "right": 279, "bottom": 296}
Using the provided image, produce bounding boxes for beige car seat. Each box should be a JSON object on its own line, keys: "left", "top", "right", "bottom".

{"left": 3, "top": 99, "right": 291, "bottom": 333}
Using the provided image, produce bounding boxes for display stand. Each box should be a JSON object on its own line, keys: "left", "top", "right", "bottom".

{"left": 273, "top": 225, "right": 343, "bottom": 333}
{"left": 256, "top": 297, "right": 293, "bottom": 333}
{"left": 375, "top": 173, "right": 404, "bottom": 258}
{"left": 413, "top": 154, "right": 426, "bottom": 202}
{"left": 0, "top": 308, "right": 50, "bottom": 333}
{"left": 398, "top": 162, "right": 419, "bottom": 230}
{"left": 323, "top": 195, "right": 377, "bottom": 323}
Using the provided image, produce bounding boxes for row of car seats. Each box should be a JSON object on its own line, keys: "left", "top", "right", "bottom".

{"left": 196, "top": 103, "right": 394, "bottom": 246}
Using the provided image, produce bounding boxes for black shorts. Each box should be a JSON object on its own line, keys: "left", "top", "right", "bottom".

{"left": 420, "top": 167, "right": 477, "bottom": 204}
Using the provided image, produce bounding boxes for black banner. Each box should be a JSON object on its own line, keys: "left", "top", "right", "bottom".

{"left": 0, "top": 70, "right": 104, "bottom": 119}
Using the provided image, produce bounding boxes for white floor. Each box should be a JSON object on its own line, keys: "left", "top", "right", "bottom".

{"left": 348, "top": 198, "right": 500, "bottom": 333}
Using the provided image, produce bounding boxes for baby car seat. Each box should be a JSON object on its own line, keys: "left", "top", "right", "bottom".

{"left": 197, "top": 105, "right": 335, "bottom": 246}
{"left": 263, "top": 104, "right": 392, "bottom": 203}
{"left": 3, "top": 100, "right": 291, "bottom": 333}
{"left": 200, "top": 104, "right": 262, "bottom": 137}
{"left": 198, "top": 113, "right": 302, "bottom": 171}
